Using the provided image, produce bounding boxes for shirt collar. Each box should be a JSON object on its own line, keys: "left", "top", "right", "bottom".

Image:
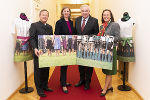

{"left": 82, "top": 16, "right": 89, "bottom": 21}
{"left": 39, "top": 21, "right": 47, "bottom": 26}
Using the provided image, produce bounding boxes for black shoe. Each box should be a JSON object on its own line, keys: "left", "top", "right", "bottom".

{"left": 84, "top": 83, "right": 90, "bottom": 90}
{"left": 43, "top": 88, "right": 53, "bottom": 92}
{"left": 100, "top": 92, "right": 107, "bottom": 96}
{"left": 62, "top": 87, "right": 68, "bottom": 94}
{"left": 100, "top": 87, "right": 113, "bottom": 96}
{"left": 75, "top": 81, "right": 85, "bottom": 87}
{"left": 107, "top": 87, "right": 113, "bottom": 92}
{"left": 37, "top": 91, "right": 46, "bottom": 97}
{"left": 66, "top": 83, "right": 72, "bottom": 87}
{"left": 101, "top": 87, "right": 113, "bottom": 92}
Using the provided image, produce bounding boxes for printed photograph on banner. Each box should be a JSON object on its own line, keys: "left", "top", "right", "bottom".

{"left": 117, "top": 38, "right": 135, "bottom": 62}
{"left": 14, "top": 36, "right": 33, "bottom": 62}
{"left": 38, "top": 35, "right": 77, "bottom": 68}
{"left": 76, "top": 35, "right": 114, "bottom": 70}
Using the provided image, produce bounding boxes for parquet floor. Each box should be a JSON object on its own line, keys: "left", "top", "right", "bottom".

{"left": 8, "top": 67, "right": 142, "bottom": 100}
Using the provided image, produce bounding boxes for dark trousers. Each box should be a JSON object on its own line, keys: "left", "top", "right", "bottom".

{"left": 33, "top": 56, "right": 49, "bottom": 92}
{"left": 60, "top": 66, "right": 68, "bottom": 87}
{"left": 79, "top": 65, "right": 93, "bottom": 84}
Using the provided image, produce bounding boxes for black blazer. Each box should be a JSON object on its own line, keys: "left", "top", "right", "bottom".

{"left": 54, "top": 18, "right": 74, "bottom": 35}
{"left": 75, "top": 16, "right": 99, "bottom": 35}
{"left": 29, "top": 21, "right": 53, "bottom": 50}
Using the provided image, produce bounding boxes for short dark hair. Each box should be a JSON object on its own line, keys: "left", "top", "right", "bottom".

{"left": 60, "top": 7, "right": 71, "bottom": 19}
{"left": 39, "top": 9, "right": 49, "bottom": 16}
{"left": 101, "top": 9, "right": 114, "bottom": 23}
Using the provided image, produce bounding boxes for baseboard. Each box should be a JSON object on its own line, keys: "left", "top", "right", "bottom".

{"left": 126, "top": 82, "right": 144, "bottom": 100}
{"left": 7, "top": 72, "right": 34, "bottom": 100}
{"left": 117, "top": 70, "right": 144, "bottom": 100}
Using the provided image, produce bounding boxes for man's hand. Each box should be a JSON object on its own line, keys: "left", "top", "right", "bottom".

{"left": 34, "top": 48, "right": 39, "bottom": 57}
{"left": 39, "top": 50, "right": 43, "bottom": 55}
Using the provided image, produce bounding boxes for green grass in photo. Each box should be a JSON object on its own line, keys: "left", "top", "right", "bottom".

{"left": 14, "top": 53, "right": 33, "bottom": 62}
{"left": 77, "top": 58, "right": 112, "bottom": 70}
{"left": 39, "top": 52, "right": 77, "bottom": 68}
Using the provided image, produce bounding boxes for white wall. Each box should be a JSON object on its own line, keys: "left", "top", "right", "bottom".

{"left": 0, "top": 0, "right": 56, "bottom": 99}
{"left": 92, "top": 0, "right": 150, "bottom": 100}
{"left": 1, "top": 0, "right": 149, "bottom": 99}
{"left": 0, "top": 0, "right": 33, "bottom": 100}
{"left": 31, "top": 0, "right": 56, "bottom": 26}
{"left": 40, "top": 0, "right": 56, "bottom": 29}
{"left": 129, "top": 1, "right": 150, "bottom": 99}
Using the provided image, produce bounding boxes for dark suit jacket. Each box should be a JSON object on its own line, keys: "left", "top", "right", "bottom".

{"left": 75, "top": 16, "right": 99, "bottom": 35}
{"left": 29, "top": 21, "right": 53, "bottom": 50}
{"left": 54, "top": 18, "right": 74, "bottom": 35}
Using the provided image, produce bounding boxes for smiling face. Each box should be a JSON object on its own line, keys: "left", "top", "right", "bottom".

{"left": 103, "top": 10, "right": 111, "bottom": 23}
{"left": 62, "top": 8, "right": 70, "bottom": 19}
{"left": 39, "top": 11, "right": 49, "bottom": 24}
{"left": 80, "top": 6, "right": 90, "bottom": 19}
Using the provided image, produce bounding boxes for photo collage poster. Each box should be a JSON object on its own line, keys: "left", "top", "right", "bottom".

{"left": 77, "top": 35, "right": 114, "bottom": 70}
{"left": 38, "top": 35, "right": 77, "bottom": 67}
{"left": 38, "top": 35, "right": 114, "bottom": 70}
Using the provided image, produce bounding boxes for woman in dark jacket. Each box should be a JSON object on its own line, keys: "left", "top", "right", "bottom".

{"left": 54, "top": 7, "right": 74, "bottom": 94}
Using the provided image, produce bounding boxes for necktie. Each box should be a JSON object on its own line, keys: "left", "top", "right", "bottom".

{"left": 81, "top": 19, "right": 85, "bottom": 32}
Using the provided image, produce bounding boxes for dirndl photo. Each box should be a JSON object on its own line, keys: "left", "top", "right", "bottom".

{"left": 117, "top": 37, "right": 135, "bottom": 62}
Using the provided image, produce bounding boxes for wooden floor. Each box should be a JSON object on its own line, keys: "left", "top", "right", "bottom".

{"left": 95, "top": 68, "right": 142, "bottom": 100}
{"left": 8, "top": 67, "right": 142, "bottom": 100}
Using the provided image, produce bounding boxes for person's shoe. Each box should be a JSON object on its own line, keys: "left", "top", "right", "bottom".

{"left": 100, "top": 87, "right": 113, "bottom": 96}
{"left": 107, "top": 87, "right": 113, "bottom": 92}
{"left": 75, "top": 81, "right": 85, "bottom": 87}
{"left": 43, "top": 88, "right": 53, "bottom": 92}
{"left": 101, "top": 87, "right": 113, "bottom": 92}
{"left": 84, "top": 83, "right": 90, "bottom": 90}
{"left": 62, "top": 87, "right": 68, "bottom": 94}
{"left": 100, "top": 91, "right": 107, "bottom": 96}
{"left": 66, "top": 83, "right": 72, "bottom": 87}
{"left": 37, "top": 91, "right": 46, "bottom": 97}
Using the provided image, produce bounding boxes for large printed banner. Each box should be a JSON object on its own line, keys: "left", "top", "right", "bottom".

{"left": 38, "top": 35, "right": 114, "bottom": 70}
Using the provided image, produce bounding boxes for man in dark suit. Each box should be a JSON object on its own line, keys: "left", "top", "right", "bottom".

{"left": 29, "top": 9, "right": 53, "bottom": 97}
{"left": 75, "top": 5, "right": 99, "bottom": 90}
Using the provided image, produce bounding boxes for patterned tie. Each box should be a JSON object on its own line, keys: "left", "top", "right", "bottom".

{"left": 81, "top": 19, "right": 85, "bottom": 32}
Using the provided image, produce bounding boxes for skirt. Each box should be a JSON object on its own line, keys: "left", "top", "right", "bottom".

{"left": 117, "top": 37, "right": 135, "bottom": 62}
{"left": 68, "top": 38, "right": 72, "bottom": 49}
{"left": 54, "top": 36, "right": 61, "bottom": 50}
{"left": 62, "top": 39, "right": 67, "bottom": 50}
{"left": 46, "top": 40, "right": 52, "bottom": 50}
{"left": 102, "top": 47, "right": 117, "bottom": 75}
{"left": 21, "top": 42, "right": 28, "bottom": 51}
{"left": 15, "top": 41, "right": 21, "bottom": 51}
